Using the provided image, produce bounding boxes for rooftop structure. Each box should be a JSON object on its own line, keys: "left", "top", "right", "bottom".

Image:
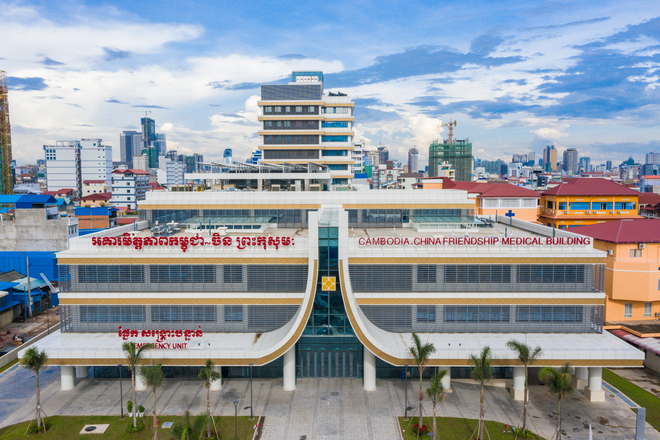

{"left": 0, "top": 71, "right": 13, "bottom": 195}
{"left": 257, "top": 71, "right": 355, "bottom": 186}
{"left": 429, "top": 138, "right": 472, "bottom": 182}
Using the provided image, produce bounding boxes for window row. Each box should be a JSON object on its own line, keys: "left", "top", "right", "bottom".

{"left": 322, "top": 107, "right": 350, "bottom": 114}
{"left": 263, "top": 120, "right": 318, "bottom": 129}
{"left": 322, "top": 135, "right": 349, "bottom": 142}
{"left": 548, "top": 201, "right": 636, "bottom": 211}
{"left": 263, "top": 135, "right": 319, "bottom": 145}
{"left": 322, "top": 121, "right": 348, "bottom": 128}
{"left": 264, "top": 106, "right": 316, "bottom": 113}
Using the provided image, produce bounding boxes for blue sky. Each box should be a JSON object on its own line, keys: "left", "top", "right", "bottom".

{"left": 3, "top": 0, "right": 660, "bottom": 167}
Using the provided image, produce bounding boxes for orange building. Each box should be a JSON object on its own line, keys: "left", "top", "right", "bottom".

{"left": 571, "top": 219, "right": 660, "bottom": 323}
{"left": 442, "top": 180, "right": 540, "bottom": 222}
{"left": 539, "top": 178, "right": 641, "bottom": 228}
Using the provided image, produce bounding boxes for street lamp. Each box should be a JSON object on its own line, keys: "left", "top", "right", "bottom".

{"left": 404, "top": 364, "right": 408, "bottom": 421}
{"left": 249, "top": 363, "right": 254, "bottom": 420}
{"left": 118, "top": 364, "right": 124, "bottom": 420}
{"left": 233, "top": 400, "right": 239, "bottom": 440}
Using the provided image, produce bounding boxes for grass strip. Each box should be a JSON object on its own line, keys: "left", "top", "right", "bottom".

{"left": 0, "top": 415, "right": 256, "bottom": 440}
{"left": 398, "top": 416, "right": 546, "bottom": 440}
{"left": 603, "top": 368, "right": 660, "bottom": 432}
{"left": 0, "top": 358, "right": 19, "bottom": 375}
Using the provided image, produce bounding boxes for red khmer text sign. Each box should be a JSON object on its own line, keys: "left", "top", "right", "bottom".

{"left": 93, "top": 233, "right": 294, "bottom": 252}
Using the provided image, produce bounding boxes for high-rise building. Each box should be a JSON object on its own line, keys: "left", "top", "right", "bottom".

{"left": 258, "top": 71, "right": 354, "bottom": 186}
{"left": 377, "top": 145, "right": 389, "bottom": 165}
{"left": 408, "top": 147, "right": 419, "bottom": 174}
{"left": 43, "top": 139, "right": 112, "bottom": 196}
{"left": 141, "top": 117, "right": 156, "bottom": 148}
{"left": 543, "top": 145, "right": 558, "bottom": 172}
{"left": 563, "top": 148, "right": 578, "bottom": 174}
{"left": 0, "top": 71, "right": 13, "bottom": 194}
{"left": 223, "top": 148, "right": 233, "bottom": 165}
{"left": 351, "top": 141, "right": 365, "bottom": 174}
{"left": 579, "top": 156, "right": 591, "bottom": 173}
{"left": 120, "top": 130, "right": 141, "bottom": 167}
{"left": 153, "top": 133, "right": 167, "bottom": 156}
{"left": 429, "top": 139, "right": 473, "bottom": 181}
{"left": 646, "top": 152, "right": 660, "bottom": 166}
{"left": 606, "top": 160, "right": 612, "bottom": 171}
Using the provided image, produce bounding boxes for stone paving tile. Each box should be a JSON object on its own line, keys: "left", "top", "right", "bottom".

{"left": 1, "top": 365, "right": 659, "bottom": 440}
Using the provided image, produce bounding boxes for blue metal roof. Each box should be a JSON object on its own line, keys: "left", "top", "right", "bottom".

{"left": 0, "top": 281, "right": 19, "bottom": 291}
{"left": 16, "top": 195, "right": 57, "bottom": 204}
{"left": 0, "top": 299, "right": 21, "bottom": 312}
{"left": 0, "top": 195, "right": 23, "bottom": 204}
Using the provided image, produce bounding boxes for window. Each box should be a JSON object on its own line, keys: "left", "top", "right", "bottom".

{"left": 308, "top": 106, "right": 314, "bottom": 112}
{"left": 444, "top": 306, "right": 510, "bottom": 322}
{"left": 516, "top": 265, "right": 585, "bottom": 284}
{"left": 593, "top": 202, "right": 612, "bottom": 210}
{"left": 515, "top": 305, "right": 583, "bottom": 322}
{"left": 417, "top": 265, "right": 436, "bottom": 283}
{"left": 151, "top": 305, "right": 216, "bottom": 322}
{"left": 615, "top": 202, "right": 635, "bottom": 210}
{"left": 224, "top": 305, "right": 243, "bottom": 322}
{"left": 264, "top": 121, "right": 272, "bottom": 127}
{"left": 624, "top": 303, "right": 633, "bottom": 318}
{"left": 629, "top": 249, "right": 642, "bottom": 258}
{"left": 274, "top": 106, "right": 281, "bottom": 112}
{"left": 547, "top": 201, "right": 554, "bottom": 209}
{"left": 264, "top": 106, "right": 272, "bottom": 113}
{"left": 644, "top": 302, "right": 652, "bottom": 318}
{"left": 285, "top": 106, "right": 290, "bottom": 112}
{"left": 322, "top": 150, "right": 348, "bottom": 156}
{"left": 445, "top": 265, "right": 512, "bottom": 284}
{"left": 569, "top": 202, "right": 590, "bottom": 210}
{"left": 322, "top": 135, "right": 348, "bottom": 142}
{"left": 558, "top": 202, "right": 566, "bottom": 210}
{"left": 223, "top": 265, "right": 242, "bottom": 283}
{"left": 150, "top": 266, "right": 216, "bottom": 284}
{"left": 296, "top": 106, "right": 302, "bottom": 112}
{"left": 417, "top": 306, "right": 435, "bottom": 322}
{"left": 322, "top": 121, "right": 349, "bottom": 128}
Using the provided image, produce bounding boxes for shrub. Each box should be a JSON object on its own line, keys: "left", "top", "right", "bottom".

{"left": 412, "top": 423, "right": 429, "bottom": 435}
{"left": 127, "top": 400, "right": 133, "bottom": 414}
{"left": 139, "top": 405, "right": 145, "bottom": 414}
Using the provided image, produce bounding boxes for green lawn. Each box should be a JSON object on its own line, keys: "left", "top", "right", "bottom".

{"left": 0, "top": 415, "right": 257, "bottom": 440}
{"left": 0, "top": 358, "right": 19, "bottom": 374}
{"left": 604, "top": 368, "right": 660, "bottom": 432}
{"left": 398, "top": 417, "right": 546, "bottom": 440}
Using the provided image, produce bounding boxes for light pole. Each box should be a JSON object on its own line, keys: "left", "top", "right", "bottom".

{"left": 45, "top": 293, "right": 50, "bottom": 334}
{"left": 233, "top": 400, "right": 239, "bottom": 440}
{"left": 404, "top": 364, "right": 409, "bottom": 421}
{"left": 118, "top": 364, "right": 124, "bottom": 420}
{"left": 249, "top": 363, "right": 254, "bottom": 420}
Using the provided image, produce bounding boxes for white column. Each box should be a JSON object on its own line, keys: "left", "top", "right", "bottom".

{"left": 441, "top": 368, "right": 451, "bottom": 392}
{"left": 283, "top": 347, "right": 296, "bottom": 391}
{"left": 210, "top": 366, "right": 222, "bottom": 390}
{"left": 135, "top": 371, "right": 147, "bottom": 391}
{"left": 511, "top": 366, "right": 525, "bottom": 400}
{"left": 363, "top": 347, "right": 376, "bottom": 391}
{"left": 61, "top": 366, "right": 75, "bottom": 390}
{"left": 257, "top": 179, "right": 262, "bottom": 192}
{"left": 585, "top": 367, "right": 604, "bottom": 402}
{"left": 572, "top": 366, "right": 588, "bottom": 390}
{"left": 76, "top": 366, "right": 88, "bottom": 379}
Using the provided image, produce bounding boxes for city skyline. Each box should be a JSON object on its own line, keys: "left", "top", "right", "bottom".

{"left": 3, "top": 0, "right": 660, "bottom": 167}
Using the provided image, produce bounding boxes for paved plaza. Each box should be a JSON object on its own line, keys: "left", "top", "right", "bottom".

{"left": 1, "top": 364, "right": 658, "bottom": 440}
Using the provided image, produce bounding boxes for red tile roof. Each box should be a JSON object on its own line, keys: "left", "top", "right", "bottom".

{"left": 542, "top": 178, "right": 639, "bottom": 196}
{"left": 83, "top": 180, "right": 107, "bottom": 184}
{"left": 570, "top": 219, "right": 660, "bottom": 244}
{"left": 42, "top": 188, "right": 74, "bottom": 196}
{"left": 113, "top": 169, "right": 150, "bottom": 175}
{"left": 639, "top": 192, "right": 660, "bottom": 206}
{"left": 80, "top": 192, "right": 112, "bottom": 201}
{"left": 117, "top": 218, "right": 136, "bottom": 225}
{"left": 444, "top": 180, "right": 540, "bottom": 198}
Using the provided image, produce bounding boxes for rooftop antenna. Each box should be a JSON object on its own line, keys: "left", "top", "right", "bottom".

{"left": 438, "top": 119, "right": 457, "bottom": 143}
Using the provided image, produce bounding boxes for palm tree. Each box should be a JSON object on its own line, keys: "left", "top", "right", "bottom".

{"left": 172, "top": 411, "right": 207, "bottom": 440}
{"left": 122, "top": 341, "right": 154, "bottom": 429}
{"left": 425, "top": 368, "right": 448, "bottom": 437}
{"left": 507, "top": 339, "right": 542, "bottom": 433}
{"left": 139, "top": 363, "right": 165, "bottom": 440}
{"left": 20, "top": 347, "right": 49, "bottom": 430}
{"left": 538, "top": 363, "right": 574, "bottom": 440}
{"left": 468, "top": 346, "right": 493, "bottom": 440}
{"left": 409, "top": 332, "right": 436, "bottom": 440}
{"left": 198, "top": 359, "right": 222, "bottom": 438}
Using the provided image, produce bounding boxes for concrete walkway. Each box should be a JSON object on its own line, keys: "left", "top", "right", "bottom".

{"left": 1, "top": 365, "right": 658, "bottom": 440}
{"left": 609, "top": 367, "right": 660, "bottom": 399}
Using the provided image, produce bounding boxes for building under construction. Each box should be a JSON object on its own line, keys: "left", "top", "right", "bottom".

{"left": 428, "top": 120, "right": 472, "bottom": 181}
{"left": 0, "top": 71, "right": 13, "bottom": 194}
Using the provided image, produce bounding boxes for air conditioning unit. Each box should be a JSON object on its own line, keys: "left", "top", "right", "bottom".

{"left": 606, "top": 249, "right": 613, "bottom": 256}
{"left": 562, "top": 211, "right": 569, "bottom": 215}
{"left": 639, "top": 243, "right": 646, "bottom": 249}
{"left": 655, "top": 312, "right": 660, "bottom": 318}
{"left": 585, "top": 211, "right": 591, "bottom": 214}
{"left": 609, "top": 211, "right": 615, "bottom": 214}
{"left": 617, "top": 211, "right": 623, "bottom": 214}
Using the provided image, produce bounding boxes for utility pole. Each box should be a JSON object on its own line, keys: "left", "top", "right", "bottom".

{"left": 26, "top": 256, "right": 32, "bottom": 319}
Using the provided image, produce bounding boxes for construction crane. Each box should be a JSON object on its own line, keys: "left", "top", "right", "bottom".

{"left": 0, "top": 71, "right": 12, "bottom": 195}
{"left": 438, "top": 119, "right": 457, "bottom": 144}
